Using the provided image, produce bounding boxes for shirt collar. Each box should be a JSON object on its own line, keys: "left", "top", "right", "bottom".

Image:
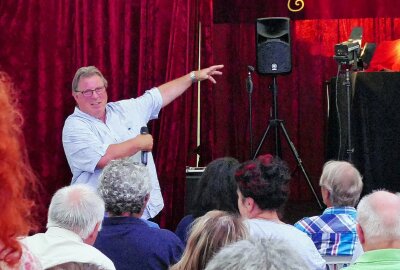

{"left": 45, "top": 226, "right": 83, "bottom": 243}
{"left": 102, "top": 216, "right": 147, "bottom": 226}
{"left": 323, "top": 206, "right": 357, "bottom": 217}
{"left": 73, "top": 106, "right": 108, "bottom": 122}
{"left": 356, "top": 249, "right": 400, "bottom": 263}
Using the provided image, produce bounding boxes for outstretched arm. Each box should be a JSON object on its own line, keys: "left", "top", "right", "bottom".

{"left": 159, "top": 64, "right": 224, "bottom": 107}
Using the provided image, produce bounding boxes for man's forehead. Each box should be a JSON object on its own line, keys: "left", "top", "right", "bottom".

{"left": 78, "top": 75, "right": 102, "bottom": 87}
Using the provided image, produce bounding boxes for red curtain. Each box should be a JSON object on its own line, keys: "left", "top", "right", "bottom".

{"left": 137, "top": 0, "right": 212, "bottom": 227}
{"left": 0, "top": 0, "right": 145, "bottom": 226}
{"left": 212, "top": 18, "right": 400, "bottom": 201}
{"left": 0, "top": 0, "right": 207, "bottom": 229}
{"left": 1, "top": 0, "right": 400, "bottom": 230}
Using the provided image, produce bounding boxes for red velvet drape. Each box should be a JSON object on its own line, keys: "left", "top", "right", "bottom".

{"left": 0, "top": 0, "right": 144, "bottom": 227}
{"left": 1, "top": 0, "right": 400, "bottom": 230}
{"left": 0, "top": 0, "right": 206, "bottom": 229}
{"left": 137, "top": 0, "right": 212, "bottom": 227}
{"left": 212, "top": 17, "right": 400, "bottom": 201}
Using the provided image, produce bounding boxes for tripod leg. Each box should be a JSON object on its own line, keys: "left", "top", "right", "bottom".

{"left": 274, "top": 122, "right": 282, "bottom": 158}
{"left": 252, "top": 123, "right": 272, "bottom": 160}
{"left": 278, "top": 121, "right": 324, "bottom": 209}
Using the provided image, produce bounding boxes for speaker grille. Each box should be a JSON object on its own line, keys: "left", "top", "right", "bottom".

{"left": 257, "top": 40, "right": 291, "bottom": 74}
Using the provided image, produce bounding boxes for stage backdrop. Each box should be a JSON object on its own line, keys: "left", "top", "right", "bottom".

{"left": 0, "top": 0, "right": 399, "bottom": 229}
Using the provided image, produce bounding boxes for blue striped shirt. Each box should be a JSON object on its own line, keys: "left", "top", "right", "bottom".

{"left": 294, "top": 206, "right": 358, "bottom": 256}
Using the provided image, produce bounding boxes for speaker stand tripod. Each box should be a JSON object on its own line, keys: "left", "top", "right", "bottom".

{"left": 252, "top": 76, "right": 323, "bottom": 209}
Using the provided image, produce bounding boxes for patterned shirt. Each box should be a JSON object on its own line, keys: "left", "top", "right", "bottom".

{"left": 294, "top": 206, "right": 358, "bottom": 256}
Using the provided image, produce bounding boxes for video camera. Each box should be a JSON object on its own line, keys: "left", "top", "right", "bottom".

{"left": 334, "top": 41, "right": 361, "bottom": 65}
{"left": 333, "top": 27, "right": 362, "bottom": 65}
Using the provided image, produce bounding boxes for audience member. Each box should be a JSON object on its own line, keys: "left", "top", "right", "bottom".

{"left": 63, "top": 64, "right": 223, "bottom": 220}
{"left": 175, "top": 157, "right": 239, "bottom": 244}
{"left": 205, "top": 237, "right": 307, "bottom": 270}
{"left": 295, "top": 160, "right": 363, "bottom": 256}
{"left": 235, "top": 154, "right": 326, "bottom": 270}
{"left": 94, "top": 158, "right": 183, "bottom": 270}
{"left": 22, "top": 184, "right": 115, "bottom": 270}
{"left": 170, "top": 210, "right": 247, "bottom": 270}
{"left": 344, "top": 190, "right": 400, "bottom": 270}
{"left": 0, "top": 72, "right": 42, "bottom": 269}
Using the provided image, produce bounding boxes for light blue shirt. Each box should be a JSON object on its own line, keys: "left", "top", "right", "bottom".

{"left": 62, "top": 88, "right": 164, "bottom": 219}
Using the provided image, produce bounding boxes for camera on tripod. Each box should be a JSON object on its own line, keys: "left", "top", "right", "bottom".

{"left": 333, "top": 27, "right": 363, "bottom": 66}
{"left": 334, "top": 41, "right": 361, "bottom": 65}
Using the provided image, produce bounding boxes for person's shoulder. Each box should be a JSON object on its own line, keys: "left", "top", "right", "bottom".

{"left": 177, "top": 215, "right": 195, "bottom": 227}
{"left": 83, "top": 242, "right": 116, "bottom": 269}
{"left": 294, "top": 215, "right": 320, "bottom": 227}
{"left": 20, "top": 233, "right": 45, "bottom": 247}
{"left": 18, "top": 242, "right": 44, "bottom": 270}
{"left": 156, "top": 227, "right": 181, "bottom": 238}
{"left": 143, "top": 219, "right": 160, "bottom": 229}
{"left": 63, "top": 111, "right": 93, "bottom": 128}
{"left": 108, "top": 99, "right": 129, "bottom": 107}
{"left": 147, "top": 227, "right": 182, "bottom": 245}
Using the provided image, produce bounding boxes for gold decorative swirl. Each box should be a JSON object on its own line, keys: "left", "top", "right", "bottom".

{"left": 287, "top": 0, "right": 305, "bottom": 12}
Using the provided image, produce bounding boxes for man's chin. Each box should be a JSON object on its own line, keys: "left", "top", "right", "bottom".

{"left": 91, "top": 103, "right": 105, "bottom": 110}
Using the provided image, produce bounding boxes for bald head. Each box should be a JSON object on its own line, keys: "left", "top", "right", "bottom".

{"left": 319, "top": 161, "right": 363, "bottom": 207}
{"left": 357, "top": 190, "right": 400, "bottom": 248}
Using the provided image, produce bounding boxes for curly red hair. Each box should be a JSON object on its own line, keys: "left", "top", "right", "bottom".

{"left": 0, "top": 72, "right": 38, "bottom": 265}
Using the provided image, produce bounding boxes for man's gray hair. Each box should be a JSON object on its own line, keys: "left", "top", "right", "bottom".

{"left": 72, "top": 66, "right": 108, "bottom": 93}
{"left": 205, "top": 238, "right": 307, "bottom": 270}
{"left": 357, "top": 190, "right": 400, "bottom": 241}
{"left": 98, "top": 158, "right": 152, "bottom": 215}
{"left": 47, "top": 184, "right": 105, "bottom": 239}
{"left": 319, "top": 160, "right": 363, "bottom": 207}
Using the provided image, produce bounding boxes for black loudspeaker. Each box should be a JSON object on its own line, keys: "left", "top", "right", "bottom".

{"left": 185, "top": 167, "right": 205, "bottom": 214}
{"left": 256, "top": 17, "right": 291, "bottom": 75}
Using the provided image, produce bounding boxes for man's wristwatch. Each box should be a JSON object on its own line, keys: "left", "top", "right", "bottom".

{"left": 190, "top": 71, "right": 197, "bottom": 83}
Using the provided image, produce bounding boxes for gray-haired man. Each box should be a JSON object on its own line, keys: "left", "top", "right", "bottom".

{"left": 345, "top": 190, "right": 400, "bottom": 269}
{"left": 295, "top": 161, "right": 363, "bottom": 257}
{"left": 22, "top": 184, "right": 115, "bottom": 270}
{"left": 94, "top": 158, "right": 183, "bottom": 270}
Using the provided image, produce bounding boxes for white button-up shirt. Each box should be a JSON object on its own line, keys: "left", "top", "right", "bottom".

{"left": 62, "top": 88, "right": 164, "bottom": 219}
{"left": 21, "top": 227, "right": 115, "bottom": 270}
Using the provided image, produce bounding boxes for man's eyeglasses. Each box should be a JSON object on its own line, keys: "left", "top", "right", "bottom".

{"left": 75, "top": 86, "right": 106, "bottom": 97}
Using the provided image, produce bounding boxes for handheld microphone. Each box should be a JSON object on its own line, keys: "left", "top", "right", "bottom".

{"left": 246, "top": 65, "right": 255, "bottom": 94}
{"left": 140, "top": 126, "right": 149, "bottom": 166}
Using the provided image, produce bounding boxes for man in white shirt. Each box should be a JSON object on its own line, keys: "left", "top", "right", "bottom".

{"left": 22, "top": 184, "right": 115, "bottom": 270}
{"left": 62, "top": 65, "right": 224, "bottom": 219}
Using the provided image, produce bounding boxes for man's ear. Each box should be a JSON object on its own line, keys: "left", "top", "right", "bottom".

{"left": 72, "top": 92, "right": 79, "bottom": 102}
{"left": 83, "top": 222, "right": 101, "bottom": 246}
{"left": 356, "top": 223, "right": 365, "bottom": 245}
{"left": 321, "top": 187, "right": 331, "bottom": 206}
{"left": 144, "top": 194, "right": 150, "bottom": 206}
